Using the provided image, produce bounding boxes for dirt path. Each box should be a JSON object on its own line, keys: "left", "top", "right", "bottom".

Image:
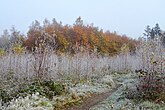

{"left": 66, "top": 84, "right": 121, "bottom": 110}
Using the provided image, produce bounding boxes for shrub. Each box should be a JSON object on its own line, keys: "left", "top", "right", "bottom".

{"left": 0, "top": 79, "right": 66, "bottom": 105}
{"left": 136, "top": 70, "right": 165, "bottom": 101}
{"left": 127, "top": 24, "right": 165, "bottom": 102}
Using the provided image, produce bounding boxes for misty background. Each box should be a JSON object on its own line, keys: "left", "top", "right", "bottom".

{"left": 0, "top": 0, "right": 164, "bottom": 38}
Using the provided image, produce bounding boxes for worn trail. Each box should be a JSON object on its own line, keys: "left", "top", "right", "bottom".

{"left": 66, "top": 84, "right": 121, "bottom": 110}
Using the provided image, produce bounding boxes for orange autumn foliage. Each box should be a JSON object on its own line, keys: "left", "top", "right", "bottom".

{"left": 24, "top": 17, "right": 137, "bottom": 55}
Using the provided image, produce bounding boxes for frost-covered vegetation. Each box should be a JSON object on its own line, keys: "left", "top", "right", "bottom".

{"left": 0, "top": 22, "right": 165, "bottom": 110}
{"left": 91, "top": 24, "right": 165, "bottom": 110}
{"left": 91, "top": 72, "right": 165, "bottom": 110}
{"left": 0, "top": 51, "right": 138, "bottom": 109}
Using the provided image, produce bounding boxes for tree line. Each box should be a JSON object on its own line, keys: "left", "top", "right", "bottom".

{"left": 0, "top": 17, "right": 139, "bottom": 55}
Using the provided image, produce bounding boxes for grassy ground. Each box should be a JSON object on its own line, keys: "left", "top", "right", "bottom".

{"left": 90, "top": 72, "right": 165, "bottom": 110}
{"left": 0, "top": 72, "right": 116, "bottom": 110}
{"left": 1, "top": 70, "right": 165, "bottom": 110}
